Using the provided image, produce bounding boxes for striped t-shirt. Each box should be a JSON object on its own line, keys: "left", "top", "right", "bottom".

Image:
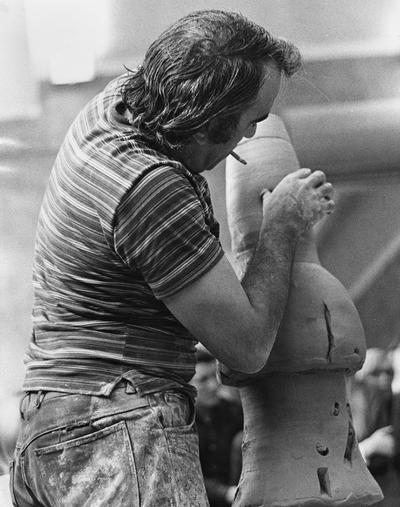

{"left": 23, "top": 75, "right": 224, "bottom": 395}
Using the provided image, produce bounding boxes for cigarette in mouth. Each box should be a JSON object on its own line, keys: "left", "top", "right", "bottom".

{"left": 230, "top": 151, "right": 247, "bottom": 165}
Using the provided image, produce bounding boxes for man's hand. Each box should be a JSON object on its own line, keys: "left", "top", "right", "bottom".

{"left": 262, "top": 168, "right": 335, "bottom": 234}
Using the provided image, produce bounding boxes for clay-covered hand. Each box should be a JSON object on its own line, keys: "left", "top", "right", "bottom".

{"left": 261, "top": 168, "right": 335, "bottom": 233}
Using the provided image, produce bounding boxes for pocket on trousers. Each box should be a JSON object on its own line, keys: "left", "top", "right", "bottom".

{"left": 34, "top": 420, "right": 139, "bottom": 507}
{"left": 153, "top": 390, "right": 196, "bottom": 431}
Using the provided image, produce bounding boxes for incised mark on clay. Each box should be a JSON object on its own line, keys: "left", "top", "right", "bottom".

{"left": 317, "top": 467, "right": 331, "bottom": 497}
{"left": 344, "top": 421, "right": 356, "bottom": 466}
{"left": 316, "top": 444, "right": 329, "bottom": 456}
{"left": 323, "top": 303, "right": 335, "bottom": 363}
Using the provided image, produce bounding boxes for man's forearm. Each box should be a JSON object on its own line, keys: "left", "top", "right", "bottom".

{"left": 240, "top": 218, "right": 299, "bottom": 366}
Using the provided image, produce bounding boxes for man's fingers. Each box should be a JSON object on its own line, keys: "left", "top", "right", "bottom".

{"left": 321, "top": 198, "right": 335, "bottom": 214}
{"left": 319, "top": 182, "right": 334, "bottom": 198}
{"left": 307, "top": 170, "right": 326, "bottom": 186}
{"left": 292, "top": 168, "right": 312, "bottom": 178}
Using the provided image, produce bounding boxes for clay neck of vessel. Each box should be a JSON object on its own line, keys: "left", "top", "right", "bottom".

{"left": 294, "top": 229, "right": 320, "bottom": 264}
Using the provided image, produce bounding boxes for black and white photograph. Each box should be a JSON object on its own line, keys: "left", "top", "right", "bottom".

{"left": 1, "top": 1, "right": 400, "bottom": 505}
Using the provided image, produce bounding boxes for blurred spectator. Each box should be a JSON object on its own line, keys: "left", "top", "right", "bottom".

{"left": 191, "top": 346, "right": 243, "bottom": 506}
{"left": 0, "top": 390, "right": 20, "bottom": 475}
{"left": 0, "top": 390, "right": 20, "bottom": 507}
{"left": 391, "top": 345, "right": 400, "bottom": 470}
{"left": 351, "top": 348, "right": 395, "bottom": 473}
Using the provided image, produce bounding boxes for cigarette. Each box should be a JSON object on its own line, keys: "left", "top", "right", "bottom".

{"left": 230, "top": 151, "right": 247, "bottom": 165}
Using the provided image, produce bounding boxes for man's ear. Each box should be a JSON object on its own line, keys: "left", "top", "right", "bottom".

{"left": 192, "top": 130, "right": 209, "bottom": 145}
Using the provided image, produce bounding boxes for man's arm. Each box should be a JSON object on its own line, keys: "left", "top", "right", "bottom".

{"left": 162, "top": 169, "right": 334, "bottom": 374}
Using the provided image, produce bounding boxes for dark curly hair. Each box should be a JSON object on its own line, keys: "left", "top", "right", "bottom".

{"left": 121, "top": 9, "right": 301, "bottom": 151}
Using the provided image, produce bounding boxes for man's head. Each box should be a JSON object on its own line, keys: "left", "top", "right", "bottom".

{"left": 121, "top": 10, "right": 301, "bottom": 153}
{"left": 355, "top": 347, "right": 393, "bottom": 393}
{"left": 192, "top": 345, "right": 241, "bottom": 407}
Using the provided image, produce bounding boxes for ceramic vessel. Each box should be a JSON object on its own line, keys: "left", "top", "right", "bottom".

{"left": 225, "top": 115, "right": 383, "bottom": 506}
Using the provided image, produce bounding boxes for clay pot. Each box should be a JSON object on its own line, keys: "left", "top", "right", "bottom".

{"left": 225, "top": 115, "right": 383, "bottom": 506}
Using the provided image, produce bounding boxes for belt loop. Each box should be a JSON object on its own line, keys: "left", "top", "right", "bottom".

{"left": 34, "top": 391, "right": 45, "bottom": 409}
{"left": 125, "top": 381, "right": 137, "bottom": 394}
{"left": 19, "top": 392, "right": 29, "bottom": 420}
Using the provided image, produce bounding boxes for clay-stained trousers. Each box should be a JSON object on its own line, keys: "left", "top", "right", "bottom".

{"left": 10, "top": 385, "right": 209, "bottom": 506}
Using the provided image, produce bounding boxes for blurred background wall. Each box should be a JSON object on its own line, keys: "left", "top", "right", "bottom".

{"left": 1, "top": 0, "right": 400, "bottom": 391}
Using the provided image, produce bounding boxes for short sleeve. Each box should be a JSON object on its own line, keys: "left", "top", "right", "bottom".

{"left": 113, "top": 165, "right": 224, "bottom": 299}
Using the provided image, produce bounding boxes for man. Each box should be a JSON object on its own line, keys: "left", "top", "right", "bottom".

{"left": 191, "top": 346, "right": 243, "bottom": 506}
{"left": 11, "top": 9, "right": 334, "bottom": 506}
{"left": 351, "top": 348, "right": 394, "bottom": 473}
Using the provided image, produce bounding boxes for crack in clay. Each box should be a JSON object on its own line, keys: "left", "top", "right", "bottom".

{"left": 344, "top": 421, "right": 356, "bottom": 465}
{"left": 323, "top": 303, "right": 335, "bottom": 363}
{"left": 317, "top": 467, "right": 332, "bottom": 497}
